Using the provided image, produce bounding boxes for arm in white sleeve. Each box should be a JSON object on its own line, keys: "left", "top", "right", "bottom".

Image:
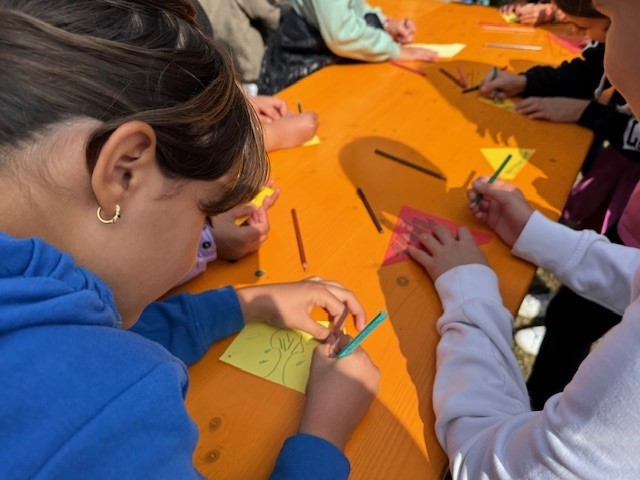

{"left": 434, "top": 263, "right": 640, "bottom": 479}
{"left": 512, "top": 211, "right": 640, "bottom": 314}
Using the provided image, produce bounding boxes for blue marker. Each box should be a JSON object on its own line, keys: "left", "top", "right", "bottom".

{"left": 336, "top": 311, "right": 388, "bottom": 358}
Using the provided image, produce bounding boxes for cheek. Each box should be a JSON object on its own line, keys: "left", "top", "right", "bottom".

{"left": 603, "top": 32, "right": 640, "bottom": 113}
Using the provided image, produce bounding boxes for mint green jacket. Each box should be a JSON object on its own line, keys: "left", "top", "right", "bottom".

{"left": 291, "top": 0, "right": 400, "bottom": 61}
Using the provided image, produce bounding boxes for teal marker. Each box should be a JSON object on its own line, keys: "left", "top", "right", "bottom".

{"left": 471, "top": 153, "right": 513, "bottom": 206}
{"left": 336, "top": 311, "right": 388, "bottom": 358}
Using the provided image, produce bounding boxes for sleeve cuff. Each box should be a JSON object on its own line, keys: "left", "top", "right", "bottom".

{"left": 270, "top": 434, "right": 350, "bottom": 479}
{"left": 512, "top": 211, "right": 581, "bottom": 271}
{"left": 388, "top": 42, "right": 401, "bottom": 59}
{"left": 189, "top": 286, "right": 244, "bottom": 346}
{"left": 434, "top": 264, "right": 503, "bottom": 313}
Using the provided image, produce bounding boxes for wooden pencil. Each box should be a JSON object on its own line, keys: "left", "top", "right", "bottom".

{"left": 356, "top": 188, "right": 383, "bottom": 234}
{"left": 291, "top": 209, "right": 308, "bottom": 271}
{"left": 374, "top": 149, "right": 447, "bottom": 181}
{"left": 456, "top": 66, "right": 470, "bottom": 88}
{"left": 439, "top": 67, "right": 464, "bottom": 87}
{"left": 484, "top": 42, "right": 542, "bottom": 51}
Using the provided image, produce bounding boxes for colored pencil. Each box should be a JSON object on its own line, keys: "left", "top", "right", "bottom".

{"left": 471, "top": 154, "right": 513, "bottom": 206}
{"left": 356, "top": 188, "right": 383, "bottom": 234}
{"left": 390, "top": 61, "right": 425, "bottom": 77}
{"left": 456, "top": 66, "right": 470, "bottom": 89}
{"left": 337, "top": 311, "right": 388, "bottom": 358}
{"left": 297, "top": 100, "right": 302, "bottom": 114}
{"left": 462, "top": 66, "right": 508, "bottom": 94}
{"left": 484, "top": 42, "right": 542, "bottom": 51}
{"left": 374, "top": 149, "right": 447, "bottom": 181}
{"left": 439, "top": 67, "right": 464, "bottom": 87}
{"left": 291, "top": 209, "right": 308, "bottom": 271}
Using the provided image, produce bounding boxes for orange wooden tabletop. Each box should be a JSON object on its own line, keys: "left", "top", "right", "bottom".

{"left": 176, "top": 2, "right": 592, "bottom": 478}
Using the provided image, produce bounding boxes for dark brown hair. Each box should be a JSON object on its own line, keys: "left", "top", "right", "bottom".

{"left": 554, "top": 0, "right": 607, "bottom": 19}
{"left": 0, "top": 0, "right": 267, "bottom": 215}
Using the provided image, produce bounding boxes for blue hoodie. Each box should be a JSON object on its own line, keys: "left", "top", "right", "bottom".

{"left": 0, "top": 232, "right": 349, "bottom": 479}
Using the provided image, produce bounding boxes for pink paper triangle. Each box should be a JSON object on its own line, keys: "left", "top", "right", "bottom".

{"left": 382, "top": 206, "right": 493, "bottom": 266}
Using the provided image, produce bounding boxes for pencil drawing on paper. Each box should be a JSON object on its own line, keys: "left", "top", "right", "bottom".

{"left": 261, "top": 329, "right": 306, "bottom": 385}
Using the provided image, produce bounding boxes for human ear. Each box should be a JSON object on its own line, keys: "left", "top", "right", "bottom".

{"left": 90, "top": 121, "right": 157, "bottom": 220}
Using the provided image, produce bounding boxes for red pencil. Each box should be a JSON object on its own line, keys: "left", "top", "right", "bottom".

{"left": 291, "top": 209, "right": 308, "bottom": 271}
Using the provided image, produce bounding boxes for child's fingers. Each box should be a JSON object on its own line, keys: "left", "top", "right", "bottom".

{"left": 407, "top": 244, "right": 433, "bottom": 269}
{"left": 457, "top": 226, "right": 474, "bottom": 244}
{"left": 515, "top": 98, "right": 540, "bottom": 113}
{"left": 419, "top": 232, "right": 442, "bottom": 254}
{"left": 431, "top": 225, "right": 454, "bottom": 245}
{"left": 319, "top": 284, "right": 367, "bottom": 332}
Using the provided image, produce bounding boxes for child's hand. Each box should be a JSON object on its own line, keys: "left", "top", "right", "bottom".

{"left": 479, "top": 69, "right": 526, "bottom": 100}
{"left": 499, "top": 0, "right": 525, "bottom": 15}
{"left": 384, "top": 17, "right": 416, "bottom": 43}
{"left": 248, "top": 95, "right": 289, "bottom": 123}
{"left": 236, "top": 278, "right": 367, "bottom": 340}
{"left": 212, "top": 188, "right": 280, "bottom": 260}
{"left": 299, "top": 334, "right": 380, "bottom": 450}
{"left": 407, "top": 226, "right": 488, "bottom": 281}
{"left": 515, "top": 97, "right": 590, "bottom": 123}
{"left": 263, "top": 113, "right": 318, "bottom": 151}
{"left": 467, "top": 178, "right": 534, "bottom": 247}
{"left": 514, "top": 3, "right": 555, "bottom": 25}
{"left": 397, "top": 45, "right": 438, "bottom": 62}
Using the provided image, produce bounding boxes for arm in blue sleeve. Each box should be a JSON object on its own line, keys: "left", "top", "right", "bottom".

{"left": 270, "top": 434, "right": 350, "bottom": 480}
{"left": 131, "top": 286, "right": 244, "bottom": 365}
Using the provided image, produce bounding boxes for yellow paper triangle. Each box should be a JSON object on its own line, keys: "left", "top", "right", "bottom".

{"left": 303, "top": 135, "right": 320, "bottom": 147}
{"left": 480, "top": 148, "right": 535, "bottom": 180}
{"left": 501, "top": 12, "right": 519, "bottom": 23}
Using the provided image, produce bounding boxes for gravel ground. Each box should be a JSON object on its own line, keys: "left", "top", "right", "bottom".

{"left": 512, "top": 268, "right": 561, "bottom": 379}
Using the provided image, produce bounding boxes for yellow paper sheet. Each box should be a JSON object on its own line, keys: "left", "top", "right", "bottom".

{"left": 501, "top": 12, "right": 519, "bottom": 23}
{"left": 480, "top": 148, "right": 536, "bottom": 179}
{"left": 405, "top": 43, "right": 465, "bottom": 58}
{"left": 478, "top": 96, "right": 516, "bottom": 112}
{"left": 303, "top": 135, "right": 320, "bottom": 147}
{"left": 220, "top": 322, "right": 326, "bottom": 393}
{"left": 233, "top": 186, "right": 275, "bottom": 225}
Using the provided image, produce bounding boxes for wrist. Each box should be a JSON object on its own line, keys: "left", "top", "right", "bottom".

{"left": 235, "top": 286, "right": 270, "bottom": 324}
{"left": 298, "top": 410, "right": 348, "bottom": 451}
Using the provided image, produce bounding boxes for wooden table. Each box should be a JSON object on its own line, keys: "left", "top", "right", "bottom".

{"left": 178, "top": 2, "right": 592, "bottom": 478}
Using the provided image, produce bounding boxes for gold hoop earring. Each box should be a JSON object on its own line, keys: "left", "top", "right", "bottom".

{"left": 96, "top": 204, "right": 121, "bottom": 224}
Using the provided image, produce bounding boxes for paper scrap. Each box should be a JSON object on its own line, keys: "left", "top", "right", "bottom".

{"left": 220, "top": 322, "right": 327, "bottom": 393}
{"left": 303, "top": 135, "right": 320, "bottom": 147}
{"left": 478, "top": 96, "right": 516, "bottom": 112}
{"left": 234, "top": 186, "right": 275, "bottom": 225}
{"left": 382, "top": 206, "right": 492, "bottom": 266}
{"left": 501, "top": 12, "right": 519, "bottom": 23}
{"left": 480, "top": 148, "right": 536, "bottom": 179}
{"left": 405, "top": 43, "right": 466, "bottom": 58}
